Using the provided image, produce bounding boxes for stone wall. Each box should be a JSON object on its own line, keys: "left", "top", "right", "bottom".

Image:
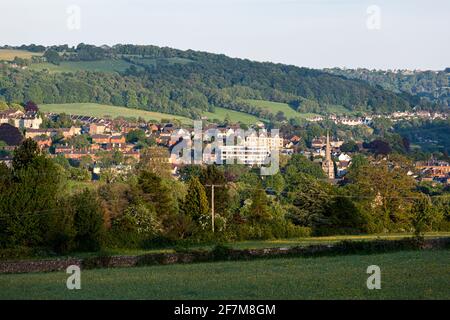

{"left": 0, "top": 258, "right": 82, "bottom": 274}
{"left": 1, "top": 237, "right": 449, "bottom": 274}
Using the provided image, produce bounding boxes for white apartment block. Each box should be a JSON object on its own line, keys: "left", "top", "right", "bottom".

{"left": 217, "top": 132, "right": 283, "bottom": 166}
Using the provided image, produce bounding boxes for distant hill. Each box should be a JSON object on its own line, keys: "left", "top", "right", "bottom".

{"left": 0, "top": 44, "right": 439, "bottom": 122}
{"left": 325, "top": 68, "right": 449, "bottom": 110}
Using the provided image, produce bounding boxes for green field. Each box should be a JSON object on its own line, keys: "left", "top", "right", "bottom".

{"left": 244, "top": 99, "right": 319, "bottom": 120}
{"left": 28, "top": 57, "right": 193, "bottom": 74}
{"left": 1, "top": 250, "right": 448, "bottom": 299}
{"left": 323, "top": 103, "right": 354, "bottom": 115}
{"left": 0, "top": 49, "right": 43, "bottom": 61}
{"left": 40, "top": 103, "right": 263, "bottom": 126}
{"left": 244, "top": 99, "right": 355, "bottom": 118}
{"left": 127, "top": 57, "right": 194, "bottom": 67}
{"left": 39, "top": 103, "right": 192, "bottom": 124}
{"left": 29, "top": 59, "right": 135, "bottom": 73}
{"left": 203, "top": 106, "right": 263, "bottom": 125}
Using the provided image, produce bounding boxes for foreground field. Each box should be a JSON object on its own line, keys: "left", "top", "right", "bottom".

{"left": 1, "top": 250, "right": 448, "bottom": 299}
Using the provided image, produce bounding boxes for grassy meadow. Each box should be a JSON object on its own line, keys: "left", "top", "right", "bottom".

{"left": 1, "top": 250, "right": 448, "bottom": 299}
{"left": 244, "top": 99, "right": 356, "bottom": 119}
{"left": 0, "top": 49, "right": 43, "bottom": 61}
{"left": 126, "top": 57, "right": 194, "bottom": 67}
{"left": 28, "top": 57, "right": 193, "bottom": 74}
{"left": 203, "top": 106, "right": 263, "bottom": 124}
{"left": 40, "top": 103, "right": 264, "bottom": 125}
{"left": 39, "top": 103, "right": 192, "bottom": 124}
{"left": 29, "top": 59, "right": 135, "bottom": 73}
{"left": 244, "top": 99, "right": 319, "bottom": 120}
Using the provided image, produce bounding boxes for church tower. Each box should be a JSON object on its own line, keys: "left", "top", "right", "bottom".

{"left": 322, "top": 131, "right": 335, "bottom": 179}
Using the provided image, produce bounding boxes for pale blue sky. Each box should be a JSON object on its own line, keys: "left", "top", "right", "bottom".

{"left": 1, "top": 0, "right": 449, "bottom": 70}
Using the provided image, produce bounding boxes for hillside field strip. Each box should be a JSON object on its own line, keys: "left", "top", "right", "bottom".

{"left": 40, "top": 103, "right": 265, "bottom": 125}
{"left": 244, "top": 99, "right": 320, "bottom": 120}
{"left": 0, "top": 49, "right": 43, "bottom": 61}
{"left": 39, "top": 103, "right": 192, "bottom": 124}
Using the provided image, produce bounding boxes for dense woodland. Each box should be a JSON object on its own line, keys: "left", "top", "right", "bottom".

{"left": 394, "top": 119, "right": 450, "bottom": 154}
{"left": 325, "top": 68, "right": 449, "bottom": 109}
{"left": 0, "top": 44, "right": 438, "bottom": 122}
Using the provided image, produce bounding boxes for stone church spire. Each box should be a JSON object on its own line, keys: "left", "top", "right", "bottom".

{"left": 322, "top": 130, "right": 335, "bottom": 179}
{"left": 326, "top": 130, "right": 331, "bottom": 162}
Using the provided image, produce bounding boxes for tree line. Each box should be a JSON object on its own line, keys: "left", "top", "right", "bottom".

{"left": 1, "top": 139, "right": 449, "bottom": 256}
{"left": 325, "top": 67, "right": 449, "bottom": 110}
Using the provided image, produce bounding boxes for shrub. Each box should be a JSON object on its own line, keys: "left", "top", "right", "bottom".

{"left": 411, "top": 195, "right": 434, "bottom": 237}
{"left": 211, "top": 244, "right": 233, "bottom": 261}
{"left": 233, "top": 220, "right": 311, "bottom": 241}
{"left": 0, "top": 247, "right": 33, "bottom": 260}
{"left": 110, "top": 203, "right": 161, "bottom": 248}
{"left": 49, "top": 232, "right": 75, "bottom": 255}
{"left": 283, "top": 223, "right": 311, "bottom": 238}
{"left": 72, "top": 189, "right": 105, "bottom": 252}
{"left": 0, "top": 246, "right": 54, "bottom": 260}
{"left": 107, "top": 228, "right": 144, "bottom": 249}
{"left": 46, "top": 202, "right": 76, "bottom": 254}
{"left": 142, "top": 236, "right": 177, "bottom": 249}
{"left": 233, "top": 224, "right": 271, "bottom": 240}
{"left": 313, "top": 227, "right": 364, "bottom": 237}
{"left": 436, "top": 220, "right": 450, "bottom": 232}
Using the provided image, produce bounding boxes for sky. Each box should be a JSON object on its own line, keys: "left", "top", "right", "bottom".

{"left": 1, "top": 0, "right": 449, "bottom": 70}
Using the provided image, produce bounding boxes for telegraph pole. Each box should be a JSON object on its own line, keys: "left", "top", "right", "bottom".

{"left": 211, "top": 185, "right": 215, "bottom": 232}
{"left": 205, "top": 184, "right": 224, "bottom": 232}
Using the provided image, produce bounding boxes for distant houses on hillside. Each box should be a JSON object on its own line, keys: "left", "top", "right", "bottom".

{"left": 307, "top": 111, "right": 447, "bottom": 126}
{"left": 0, "top": 109, "right": 42, "bottom": 129}
{"left": 1, "top": 101, "right": 449, "bottom": 184}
